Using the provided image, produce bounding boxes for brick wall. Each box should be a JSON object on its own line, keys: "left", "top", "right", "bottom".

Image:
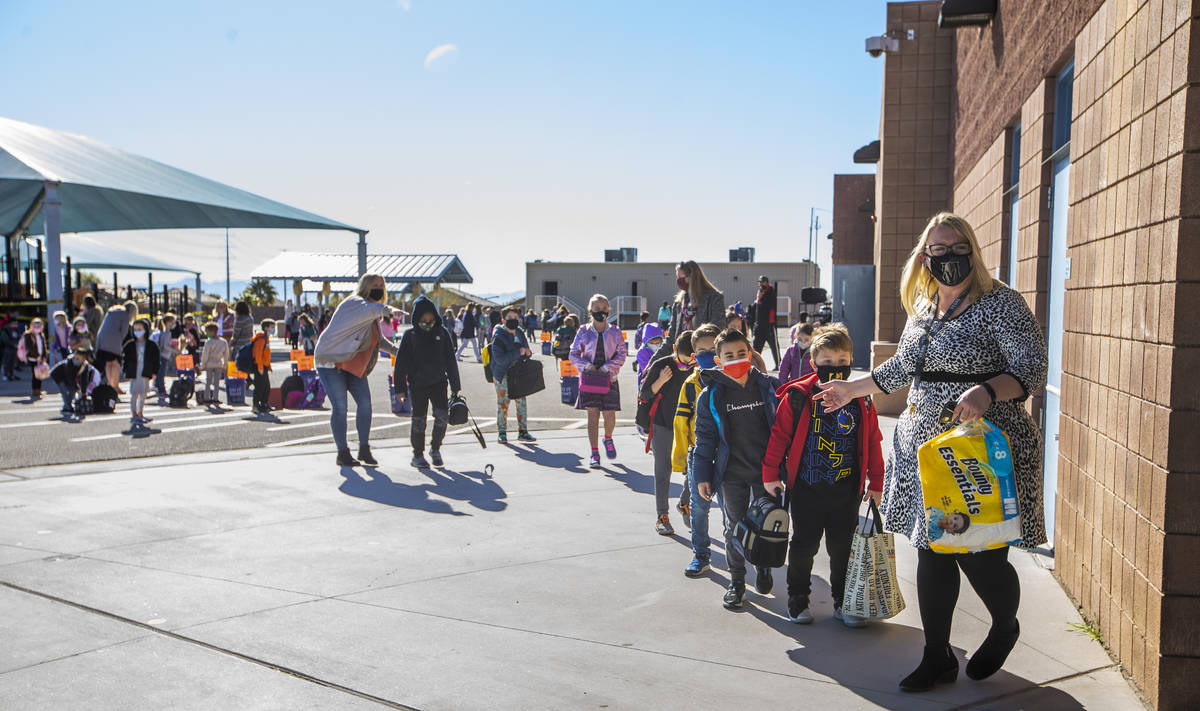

{"left": 954, "top": 0, "right": 1106, "bottom": 187}
{"left": 832, "top": 173, "right": 876, "bottom": 265}
{"left": 873, "top": 1, "right": 955, "bottom": 344}
{"left": 953, "top": 131, "right": 1009, "bottom": 276}
{"left": 945, "top": 1, "right": 1200, "bottom": 707}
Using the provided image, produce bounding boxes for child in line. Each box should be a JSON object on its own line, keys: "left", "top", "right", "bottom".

{"left": 153, "top": 313, "right": 179, "bottom": 400}
{"left": 634, "top": 323, "right": 664, "bottom": 389}
{"left": 569, "top": 294, "right": 627, "bottom": 468}
{"left": 50, "top": 310, "right": 71, "bottom": 366}
{"left": 250, "top": 319, "right": 274, "bottom": 416}
{"left": 21, "top": 317, "right": 49, "bottom": 399}
{"left": 0, "top": 314, "right": 20, "bottom": 381}
{"left": 637, "top": 329, "right": 694, "bottom": 536}
{"left": 633, "top": 311, "right": 651, "bottom": 351}
{"left": 692, "top": 328, "right": 781, "bottom": 609}
{"left": 49, "top": 347, "right": 101, "bottom": 418}
{"left": 123, "top": 318, "right": 159, "bottom": 427}
{"left": 552, "top": 314, "right": 579, "bottom": 361}
{"left": 489, "top": 306, "right": 537, "bottom": 444}
{"left": 69, "top": 315, "right": 92, "bottom": 353}
{"left": 762, "top": 323, "right": 884, "bottom": 626}
{"left": 298, "top": 313, "right": 317, "bottom": 355}
{"left": 393, "top": 296, "right": 462, "bottom": 468}
{"left": 671, "top": 323, "right": 721, "bottom": 577}
{"left": 778, "top": 323, "right": 814, "bottom": 383}
{"left": 200, "top": 321, "right": 229, "bottom": 406}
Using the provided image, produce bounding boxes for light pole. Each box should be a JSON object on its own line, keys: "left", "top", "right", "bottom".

{"left": 808, "top": 207, "right": 832, "bottom": 262}
{"left": 225, "top": 228, "right": 231, "bottom": 302}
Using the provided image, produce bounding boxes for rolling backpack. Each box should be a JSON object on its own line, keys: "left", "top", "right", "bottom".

{"left": 92, "top": 384, "right": 117, "bottom": 413}
{"left": 298, "top": 369, "right": 325, "bottom": 408}
{"left": 280, "top": 364, "right": 307, "bottom": 409}
{"left": 733, "top": 494, "right": 790, "bottom": 568}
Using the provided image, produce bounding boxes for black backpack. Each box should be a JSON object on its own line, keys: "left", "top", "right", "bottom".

{"left": 280, "top": 373, "right": 306, "bottom": 409}
{"left": 92, "top": 384, "right": 117, "bottom": 413}
{"left": 168, "top": 378, "right": 193, "bottom": 408}
{"left": 235, "top": 341, "right": 256, "bottom": 374}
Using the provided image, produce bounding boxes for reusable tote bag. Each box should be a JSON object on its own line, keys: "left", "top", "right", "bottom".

{"left": 917, "top": 418, "right": 1022, "bottom": 554}
{"left": 842, "top": 498, "right": 905, "bottom": 620}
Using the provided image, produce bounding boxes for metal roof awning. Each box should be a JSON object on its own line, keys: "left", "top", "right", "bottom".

{"left": 60, "top": 233, "right": 199, "bottom": 276}
{"left": 1, "top": 116, "right": 370, "bottom": 318}
{"left": 251, "top": 252, "right": 473, "bottom": 284}
{"left": 853, "top": 140, "right": 880, "bottom": 164}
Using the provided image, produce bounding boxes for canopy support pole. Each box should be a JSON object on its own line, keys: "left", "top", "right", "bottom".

{"left": 356, "top": 231, "right": 368, "bottom": 277}
{"left": 42, "top": 182, "right": 62, "bottom": 321}
{"left": 195, "top": 274, "right": 201, "bottom": 314}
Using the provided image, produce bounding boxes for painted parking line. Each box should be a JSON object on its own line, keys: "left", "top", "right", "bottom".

{"left": 0, "top": 418, "right": 66, "bottom": 429}
{"left": 68, "top": 410, "right": 331, "bottom": 442}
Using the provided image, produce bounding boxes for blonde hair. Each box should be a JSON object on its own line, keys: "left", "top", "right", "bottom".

{"left": 675, "top": 260, "right": 720, "bottom": 304}
{"left": 899, "top": 212, "right": 997, "bottom": 316}
{"left": 587, "top": 293, "right": 610, "bottom": 311}
{"left": 356, "top": 273, "right": 386, "bottom": 300}
{"left": 809, "top": 322, "right": 853, "bottom": 358}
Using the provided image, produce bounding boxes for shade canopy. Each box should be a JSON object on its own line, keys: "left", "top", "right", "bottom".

{"left": 59, "top": 233, "right": 199, "bottom": 276}
{"left": 251, "top": 252, "right": 472, "bottom": 284}
{"left": 0, "top": 116, "right": 362, "bottom": 236}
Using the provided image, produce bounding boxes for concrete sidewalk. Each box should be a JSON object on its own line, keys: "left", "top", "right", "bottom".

{"left": 0, "top": 430, "right": 1145, "bottom": 710}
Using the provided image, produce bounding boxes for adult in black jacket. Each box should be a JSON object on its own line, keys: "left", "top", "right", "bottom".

{"left": 752, "top": 275, "right": 780, "bottom": 369}
{"left": 456, "top": 304, "right": 481, "bottom": 362}
{"left": 636, "top": 330, "right": 695, "bottom": 535}
{"left": 394, "top": 296, "right": 462, "bottom": 469}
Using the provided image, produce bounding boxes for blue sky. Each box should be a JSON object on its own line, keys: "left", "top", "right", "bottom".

{"left": 2, "top": 0, "right": 886, "bottom": 296}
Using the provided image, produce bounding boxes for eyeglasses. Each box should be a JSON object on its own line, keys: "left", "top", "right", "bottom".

{"left": 923, "top": 242, "right": 972, "bottom": 257}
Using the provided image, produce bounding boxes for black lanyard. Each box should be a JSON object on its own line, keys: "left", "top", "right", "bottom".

{"left": 912, "top": 292, "right": 966, "bottom": 390}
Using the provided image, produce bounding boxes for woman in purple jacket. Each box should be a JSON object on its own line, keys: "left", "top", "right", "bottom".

{"left": 569, "top": 294, "right": 628, "bottom": 468}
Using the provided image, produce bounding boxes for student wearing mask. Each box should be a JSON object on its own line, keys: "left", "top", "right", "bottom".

{"left": 21, "top": 317, "right": 49, "bottom": 399}
{"left": 122, "top": 317, "right": 159, "bottom": 428}
{"left": 637, "top": 329, "right": 695, "bottom": 536}
{"left": 692, "top": 328, "right": 781, "bottom": 609}
{"left": 569, "top": 295, "right": 627, "bottom": 468}
{"left": 490, "top": 306, "right": 537, "bottom": 444}
{"left": 672, "top": 323, "right": 721, "bottom": 577}
{"left": 393, "top": 296, "right": 462, "bottom": 468}
{"left": 49, "top": 347, "right": 101, "bottom": 418}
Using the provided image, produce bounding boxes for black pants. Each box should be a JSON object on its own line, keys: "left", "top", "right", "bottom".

{"left": 252, "top": 370, "right": 270, "bottom": 410}
{"left": 786, "top": 478, "right": 860, "bottom": 605}
{"left": 720, "top": 476, "right": 766, "bottom": 580}
{"left": 410, "top": 381, "right": 449, "bottom": 454}
{"left": 917, "top": 546, "right": 1020, "bottom": 647}
{"left": 753, "top": 325, "right": 780, "bottom": 367}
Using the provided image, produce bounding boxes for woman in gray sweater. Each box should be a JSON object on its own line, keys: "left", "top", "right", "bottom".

{"left": 95, "top": 301, "right": 137, "bottom": 394}
{"left": 230, "top": 301, "right": 255, "bottom": 355}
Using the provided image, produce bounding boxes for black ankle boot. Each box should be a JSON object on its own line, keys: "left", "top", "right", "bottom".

{"left": 900, "top": 645, "right": 958, "bottom": 692}
{"left": 357, "top": 445, "right": 378, "bottom": 466}
{"left": 336, "top": 449, "right": 360, "bottom": 466}
{"left": 966, "top": 619, "right": 1020, "bottom": 680}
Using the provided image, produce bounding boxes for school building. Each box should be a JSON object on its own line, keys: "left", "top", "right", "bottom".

{"left": 839, "top": 2, "right": 1200, "bottom": 707}
{"left": 524, "top": 253, "right": 820, "bottom": 330}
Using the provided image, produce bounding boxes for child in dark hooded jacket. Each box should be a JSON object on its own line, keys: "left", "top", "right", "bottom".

{"left": 393, "top": 296, "right": 462, "bottom": 469}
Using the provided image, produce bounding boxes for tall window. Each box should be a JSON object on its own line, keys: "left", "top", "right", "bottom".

{"left": 1005, "top": 125, "right": 1021, "bottom": 286}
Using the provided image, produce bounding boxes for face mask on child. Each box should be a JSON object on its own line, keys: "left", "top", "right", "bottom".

{"left": 31, "top": 324, "right": 42, "bottom": 333}
{"left": 720, "top": 357, "right": 752, "bottom": 379}
{"left": 505, "top": 318, "right": 520, "bottom": 330}
{"left": 676, "top": 276, "right": 689, "bottom": 291}
{"left": 817, "top": 365, "right": 851, "bottom": 383}
{"left": 75, "top": 323, "right": 86, "bottom": 332}
{"left": 133, "top": 329, "right": 146, "bottom": 339}
{"left": 695, "top": 351, "right": 717, "bottom": 369}
{"left": 418, "top": 320, "right": 436, "bottom": 331}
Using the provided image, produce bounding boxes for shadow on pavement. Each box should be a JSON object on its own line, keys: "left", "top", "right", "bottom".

{"left": 607, "top": 463, "right": 683, "bottom": 499}
{"left": 508, "top": 444, "right": 588, "bottom": 473}
{"left": 339, "top": 465, "right": 508, "bottom": 516}
{"left": 421, "top": 467, "right": 508, "bottom": 512}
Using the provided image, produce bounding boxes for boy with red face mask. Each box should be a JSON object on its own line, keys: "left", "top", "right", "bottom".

{"left": 692, "top": 328, "right": 781, "bottom": 610}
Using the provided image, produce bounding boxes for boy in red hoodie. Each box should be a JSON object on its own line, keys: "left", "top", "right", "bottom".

{"left": 762, "top": 323, "right": 884, "bottom": 627}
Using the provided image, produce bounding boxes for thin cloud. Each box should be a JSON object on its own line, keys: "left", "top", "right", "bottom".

{"left": 396, "top": 0, "right": 410, "bottom": 10}
{"left": 424, "top": 43, "right": 458, "bottom": 70}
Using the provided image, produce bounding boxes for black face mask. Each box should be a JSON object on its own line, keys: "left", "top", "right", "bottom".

{"left": 592, "top": 311, "right": 609, "bottom": 322}
{"left": 368, "top": 288, "right": 385, "bottom": 302}
{"left": 927, "top": 254, "right": 972, "bottom": 287}
{"left": 817, "top": 365, "right": 851, "bottom": 383}
{"left": 505, "top": 318, "right": 520, "bottom": 330}
{"left": 417, "top": 321, "right": 435, "bottom": 331}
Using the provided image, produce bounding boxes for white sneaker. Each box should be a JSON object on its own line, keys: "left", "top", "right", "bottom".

{"left": 834, "top": 606, "right": 867, "bottom": 628}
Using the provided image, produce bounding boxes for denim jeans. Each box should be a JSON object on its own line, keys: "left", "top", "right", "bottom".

{"left": 155, "top": 357, "right": 170, "bottom": 396}
{"left": 317, "top": 366, "right": 373, "bottom": 452}
{"left": 689, "top": 464, "right": 723, "bottom": 561}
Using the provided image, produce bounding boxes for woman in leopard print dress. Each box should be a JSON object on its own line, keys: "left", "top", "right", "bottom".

{"left": 814, "top": 212, "right": 1047, "bottom": 693}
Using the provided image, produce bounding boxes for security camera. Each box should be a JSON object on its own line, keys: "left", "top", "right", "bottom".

{"left": 865, "top": 35, "right": 899, "bottom": 57}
